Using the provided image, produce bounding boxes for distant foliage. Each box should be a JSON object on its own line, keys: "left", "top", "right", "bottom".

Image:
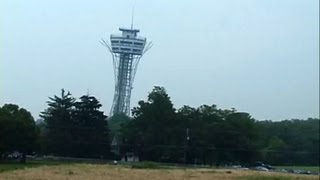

{"left": 256, "top": 118, "right": 319, "bottom": 165}
{"left": 108, "top": 113, "right": 131, "bottom": 137}
{"left": 118, "top": 86, "right": 319, "bottom": 166}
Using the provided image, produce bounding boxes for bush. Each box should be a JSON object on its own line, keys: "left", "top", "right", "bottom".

{"left": 131, "top": 161, "right": 160, "bottom": 169}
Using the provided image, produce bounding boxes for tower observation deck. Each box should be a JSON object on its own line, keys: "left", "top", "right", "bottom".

{"left": 101, "top": 27, "right": 152, "bottom": 117}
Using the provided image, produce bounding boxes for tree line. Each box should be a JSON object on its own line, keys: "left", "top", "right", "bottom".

{"left": 0, "top": 87, "right": 319, "bottom": 166}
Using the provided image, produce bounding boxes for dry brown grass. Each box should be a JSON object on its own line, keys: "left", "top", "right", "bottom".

{"left": 0, "top": 164, "right": 318, "bottom": 180}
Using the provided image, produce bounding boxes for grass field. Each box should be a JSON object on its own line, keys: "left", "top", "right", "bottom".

{"left": 0, "top": 160, "right": 73, "bottom": 173}
{"left": 0, "top": 163, "right": 319, "bottom": 180}
{"left": 275, "top": 166, "right": 319, "bottom": 172}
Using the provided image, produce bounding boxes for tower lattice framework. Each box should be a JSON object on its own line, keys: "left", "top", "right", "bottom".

{"left": 101, "top": 28, "right": 152, "bottom": 117}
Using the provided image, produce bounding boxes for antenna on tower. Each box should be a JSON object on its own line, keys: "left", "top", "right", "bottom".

{"left": 131, "top": 0, "right": 135, "bottom": 29}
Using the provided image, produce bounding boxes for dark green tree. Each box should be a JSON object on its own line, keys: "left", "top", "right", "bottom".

{"left": 40, "top": 90, "right": 110, "bottom": 158}
{"left": 108, "top": 113, "right": 131, "bottom": 158}
{"left": 0, "top": 104, "right": 37, "bottom": 163}
{"left": 121, "top": 86, "right": 178, "bottom": 161}
{"left": 72, "top": 94, "right": 110, "bottom": 158}
{"left": 40, "top": 89, "right": 76, "bottom": 156}
{"left": 217, "top": 112, "right": 258, "bottom": 165}
{"left": 108, "top": 113, "right": 131, "bottom": 138}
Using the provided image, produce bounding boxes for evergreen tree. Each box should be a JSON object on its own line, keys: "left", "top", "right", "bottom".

{"left": 40, "top": 90, "right": 110, "bottom": 158}
{"left": 73, "top": 94, "right": 110, "bottom": 158}
{"left": 40, "top": 89, "right": 75, "bottom": 156}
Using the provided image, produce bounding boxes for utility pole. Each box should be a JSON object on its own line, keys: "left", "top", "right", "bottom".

{"left": 184, "top": 128, "right": 190, "bottom": 164}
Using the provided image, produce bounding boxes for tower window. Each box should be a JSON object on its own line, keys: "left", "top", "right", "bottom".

{"left": 133, "top": 42, "right": 143, "bottom": 45}
{"left": 120, "top": 48, "right": 131, "bottom": 51}
{"left": 120, "top": 41, "right": 132, "bottom": 44}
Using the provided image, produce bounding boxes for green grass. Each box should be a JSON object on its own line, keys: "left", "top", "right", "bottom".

{"left": 239, "top": 176, "right": 293, "bottom": 180}
{"left": 0, "top": 160, "right": 73, "bottom": 173}
{"left": 131, "top": 161, "right": 162, "bottom": 169}
{"left": 275, "top": 166, "right": 319, "bottom": 172}
{"left": 130, "top": 161, "right": 212, "bottom": 170}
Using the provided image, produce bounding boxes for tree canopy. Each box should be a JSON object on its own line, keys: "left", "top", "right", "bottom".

{"left": 0, "top": 86, "right": 318, "bottom": 166}
{"left": 40, "top": 89, "right": 110, "bottom": 158}
{"left": 118, "top": 86, "right": 319, "bottom": 166}
{"left": 0, "top": 104, "right": 38, "bottom": 162}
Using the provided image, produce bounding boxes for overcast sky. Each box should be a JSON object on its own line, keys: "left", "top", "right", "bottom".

{"left": 1, "top": 0, "right": 319, "bottom": 121}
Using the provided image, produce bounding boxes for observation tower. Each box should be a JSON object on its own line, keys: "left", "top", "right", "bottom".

{"left": 101, "top": 25, "right": 152, "bottom": 117}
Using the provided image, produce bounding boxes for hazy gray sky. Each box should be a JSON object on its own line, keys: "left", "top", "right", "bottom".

{"left": 1, "top": 0, "right": 319, "bottom": 120}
